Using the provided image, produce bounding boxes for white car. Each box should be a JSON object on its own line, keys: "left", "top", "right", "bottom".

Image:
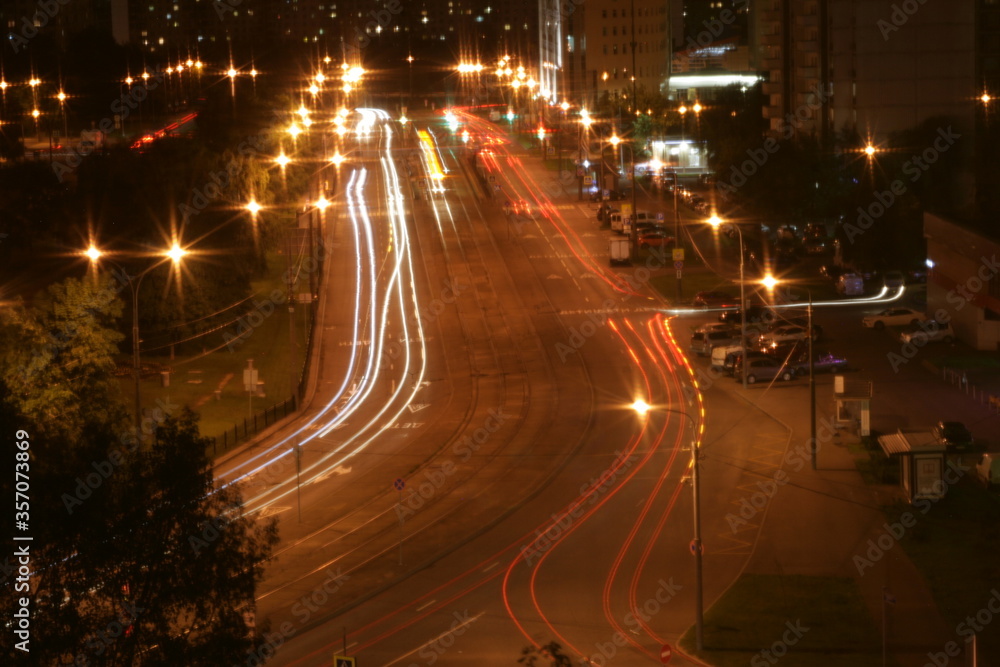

{"left": 862, "top": 307, "right": 926, "bottom": 330}
{"left": 900, "top": 321, "right": 955, "bottom": 344}
{"left": 757, "top": 325, "right": 817, "bottom": 349}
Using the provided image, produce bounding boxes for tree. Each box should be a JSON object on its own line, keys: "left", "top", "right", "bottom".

{"left": 518, "top": 642, "right": 574, "bottom": 666}
{"left": 0, "top": 276, "right": 126, "bottom": 442}
{"left": 0, "top": 284, "right": 279, "bottom": 665}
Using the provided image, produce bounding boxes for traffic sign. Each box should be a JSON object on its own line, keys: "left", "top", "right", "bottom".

{"left": 660, "top": 644, "right": 672, "bottom": 664}
{"left": 689, "top": 539, "right": 702, "bottom": 555}
{"left": 393, "top": 478, "right": 405, "bottom": 491}
{"left": 334, "top": 656, "right": 356, "bottom": 667}
{"left": 674, "top": 260, "right": 684, "bottom": 270}
{"left": 656, "top": 212, "right": 665, "bottom": 222}
{"left": 672, "top": 248, "right": 685, "bottom": 261}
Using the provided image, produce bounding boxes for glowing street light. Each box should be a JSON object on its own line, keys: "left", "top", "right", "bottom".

{"left": 84, "top": 243, "right": 189, "bottom": 439}
{"left": 329, "top": 152, "right": 344, "bottom": 166}
{"left": 227, "top": 67, "right": 238, "bottom": 79}
{"left": 166, "top": 243, "right": 187, "bottom": 264}
{"left": 245, "top": 200, "right": 262, "bottom": 216}
{"left": 314, "top": 196, "right": 330, "bottom": 210}
{"left": 275, "top": 152, "right": 291, "bottom": 169}
{"left": 864, "top": 144, "right": 877, "bottom": 157}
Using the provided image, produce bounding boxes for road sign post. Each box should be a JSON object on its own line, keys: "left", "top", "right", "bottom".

{"left": 660, "top": 644, "right": 672, "bottom": 664}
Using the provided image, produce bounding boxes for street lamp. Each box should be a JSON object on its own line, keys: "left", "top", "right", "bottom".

{"left": 707, "top": 214, "right": 748, "bottom": 389}
{"left": 85, "top": 243, "right": 188, "bottom": 439}
{"left": 631, "top": 399, "right": 704, "bottom": 651}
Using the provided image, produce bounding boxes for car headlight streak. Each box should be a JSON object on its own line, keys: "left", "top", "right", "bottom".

{"left": 218, "top": 113, "right": 430, "bottom": 513}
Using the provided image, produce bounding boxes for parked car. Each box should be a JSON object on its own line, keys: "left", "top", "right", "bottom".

{"left": 733, "top": 356, "right": 798, "bottom": 384}
{"left": 715, "top": 347, "right": 769, "bottom": 375}
{"left": 758, "top": 325, "right": 820, "bottom": 349}
{"left": 862, "top": 307, "right": 926, "bottom": 330}
{"left": 597, "top": 204, "right": 619, "bottom": 222}
{"left": 638, "top": 229, "right": 675, "bottom": 248}
{"left": 899, "top": 320, "right": 955, "bottom": 344}
{"left": 690, "top": 324, "right": 741, "bottom": 356}
{"left": 719, "top": 305, "right": 776, "bottom": 325}
{"left": 788, "top": 350, "right": 849, "bottom": 375}
{"left": 693, "top": 290, "right": 739, "bottom": 309}
{"left": 933, "top": 421, "right": 974, "bottom": 450}
{"left": 634, "top": 221, "right": 666, "bottom": 235}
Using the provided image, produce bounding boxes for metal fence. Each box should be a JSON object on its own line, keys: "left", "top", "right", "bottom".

{"left": 209, "top": 395, "right": 298, "bottom": 455}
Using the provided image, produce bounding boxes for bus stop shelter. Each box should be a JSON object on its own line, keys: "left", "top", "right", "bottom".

{"left": 877, "top": 429, "right": 948, "bottom": 503}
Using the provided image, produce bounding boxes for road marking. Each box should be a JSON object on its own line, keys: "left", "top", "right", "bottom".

{"left": 415, "top": 599, "right": 437, "bottom": 612}
{"left": 407, "top": 403, "right": 430, "bottom": 412}
{"left": 482, "top": 561, "right": 500, "bottom": 573}
{"left": 259, "top": 506, "right": 291, "bottom": 517}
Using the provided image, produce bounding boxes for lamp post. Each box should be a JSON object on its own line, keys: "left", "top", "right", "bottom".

{"left": 708, "top": 215, "right": 747, "bottom": 389}
{"left": 86, "top": 243, "right": 188, "bottom": 438}
{"left": 767, "top": 279, "right": 818, "bottom": 469}
{"left": 632, "top": 400, "right": 703, "bottom": 651}
{"left": 579, "top": 110, "right": 592, "bottom": 201}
